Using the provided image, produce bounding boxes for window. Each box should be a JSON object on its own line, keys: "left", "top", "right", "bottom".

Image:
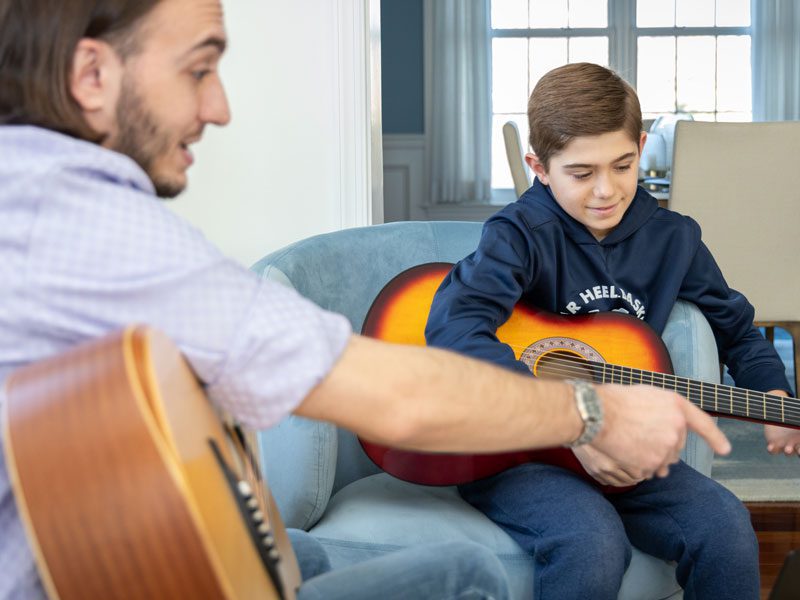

{"left": 490, "top": 0, "right": 751, "bottom": 190}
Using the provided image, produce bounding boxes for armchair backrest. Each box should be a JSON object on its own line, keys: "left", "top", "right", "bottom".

{"left": 253, "top": 221, "right": 482, "bottom": 526}
{"left": 253, "top": 220, "right": 718, "bottom": 530}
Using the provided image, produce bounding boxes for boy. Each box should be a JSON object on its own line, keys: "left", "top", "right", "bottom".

{"left": 425, "top": 63, "right": 798, "bottom": 599}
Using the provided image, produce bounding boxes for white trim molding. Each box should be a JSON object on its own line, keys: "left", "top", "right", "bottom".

{"left": 383, "top": 134, "right": 426, "bottom": 221}
{"left": 383, "top": 135, "right": 507, "bottom": 222}
{"left": 335, "top": 0, "right": 384, "bottom": 228}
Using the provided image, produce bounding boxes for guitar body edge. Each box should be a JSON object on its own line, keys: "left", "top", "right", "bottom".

{"left": 360, "top": 263, "right": 673, "bottom": 491}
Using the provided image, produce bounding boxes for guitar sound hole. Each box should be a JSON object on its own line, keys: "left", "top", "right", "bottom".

{"left": 534, "top": 350, "right": 596, "bottom": 382}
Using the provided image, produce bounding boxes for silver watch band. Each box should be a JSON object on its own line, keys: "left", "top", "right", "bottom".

{"left": 565, "top": 379, "right": 603, "bottom": 447}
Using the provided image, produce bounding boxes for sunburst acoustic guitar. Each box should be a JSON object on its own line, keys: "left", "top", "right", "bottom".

{"left": 359, "top": 263, "right": 800, "bottom": 492}
{"left": 3, "top": 327, "right": 301, "bottom": 600}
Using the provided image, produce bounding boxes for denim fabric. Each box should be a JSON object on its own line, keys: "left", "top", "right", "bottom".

{"left": 289, "top": 529, "right": 510, "bottom": 600}
{"left": 460, "top": 461, "right": 759, "bottom": 600}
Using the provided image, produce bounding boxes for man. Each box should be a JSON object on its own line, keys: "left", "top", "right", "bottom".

{"left": 0, "top": 1, "right": 730, "bottom": 599}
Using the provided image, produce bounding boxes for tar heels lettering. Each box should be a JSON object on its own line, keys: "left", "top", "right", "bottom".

{"left": 563, "top": 284, "right": 646, "bottom": 319}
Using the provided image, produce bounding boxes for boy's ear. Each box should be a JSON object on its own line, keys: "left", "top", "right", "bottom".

{"left": 638, "top": 131, "right": 648, "bottom": 155}
{"left": 525, "top": 152, "right": 549, "bottom": 185}
{"left": 69, "top": 38, "right": 123, "bottom": 138}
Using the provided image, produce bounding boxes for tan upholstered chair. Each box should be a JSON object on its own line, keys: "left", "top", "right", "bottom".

{"left": 502, "top": 121, "right": 531, "bottom": 197}
{"left": 669, "top": 120, "right": 800, "bottom": 394}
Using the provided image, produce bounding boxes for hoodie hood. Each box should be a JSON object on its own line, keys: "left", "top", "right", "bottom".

{"left": 517, "top": 177, "right": 660, "bottom": 246}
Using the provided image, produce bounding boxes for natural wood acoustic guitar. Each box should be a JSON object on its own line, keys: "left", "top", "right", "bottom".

{"left": 359, "top": 262, "right": 800, "bottom": 492}
{"left": 3, "top": 327, "right": 301, "bottom": 599}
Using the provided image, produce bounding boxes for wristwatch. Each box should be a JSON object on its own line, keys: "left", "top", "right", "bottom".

{"left": 565, "top": 379, "right": 603, "bottom": 447}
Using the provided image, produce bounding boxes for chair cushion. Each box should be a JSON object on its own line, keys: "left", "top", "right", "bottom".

{"left": 310, "top": 474, "right": 682, "bottom": 600}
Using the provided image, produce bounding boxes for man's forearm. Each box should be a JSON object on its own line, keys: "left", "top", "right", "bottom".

{"left": 296, "top": 334, "right": 584, "bottom": 452}
{"left": 295, "top": 334, "right": 730, "bottom": 480}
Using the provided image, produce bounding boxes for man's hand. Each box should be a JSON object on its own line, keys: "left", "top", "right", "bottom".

{"left": 572, "top": 445, "right": 645, "bottom": 487}
{"left": 588, "top": 384, "right": 731, "bottom": 481}
{"left": 764, "top": 391, "right": 800, "bottom": 455}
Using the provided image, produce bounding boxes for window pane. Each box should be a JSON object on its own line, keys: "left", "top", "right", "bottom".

{"left": 493, "top": 38, "right": 529, "bottom": 113}
{"left": 568, "top": 0, "right": 607, "bottom": 28}
{"left": 716, "top": 0, "right": 750, "bottom": 26}
{"left": 530, "top": 38, "right": 568, "bottom": 91}
{"left": 676, "top": 0, "right": 714, "bottom": 26}
{"left": 492, "top": 0, "right": 528, "bottom": 29}
{"left": 530, "top": 0, "right": 568, "bottom": 28}
{"left": 691, "top": 112, "right": 716, "bottom": 122}
{"left": 717, "top": 36, "right": 751, "bottom": 113}
{"left": 715, "top": 111, "right": 751, "bottom": 122}
{"left": 568, "top": 37, "right": 609, "bottom": 66}
{"left": 637, "top": 37, "right": 677, "bottom": 113}
{"left": 643, "top": 111, "right": 671, "bottom": 122}
{"left": 637, "top": 0, "right": 675, "bottom": 27}
{"left": 676, "top": 36, "right": 715, "bottom": 112}
{"left": 492, "top": 113, "right": 529, "bottom": 189}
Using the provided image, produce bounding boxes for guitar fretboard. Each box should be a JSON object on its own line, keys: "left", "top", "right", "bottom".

{"left": 541, "top": 355, "right": 800, "bottom": 428}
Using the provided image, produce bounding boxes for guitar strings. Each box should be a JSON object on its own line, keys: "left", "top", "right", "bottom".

{"left": 536, "top": 358, "right": 800, "bottom": 425}
{"left": 523, "top": 352, "right": 800, "bottom": 424}
{"left": 536, "top": 360, "right": 800, "bottom": 422}
{"left": 532, "top": 352, "right": 798, "bottom": 412}
{"left": 536, "top": 356, "right": 800, "bottom": 423}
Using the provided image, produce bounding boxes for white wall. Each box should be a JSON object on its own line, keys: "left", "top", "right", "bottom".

{"left": 171, "top": 0, "right": 379, "bottom": 267}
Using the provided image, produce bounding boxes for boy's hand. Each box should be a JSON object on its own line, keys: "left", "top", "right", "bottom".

{"left": 764, "top": 391, "right": 800, "bottom": 455}
{"left": 572, "top": 445, "right": 645, "bottom": 487}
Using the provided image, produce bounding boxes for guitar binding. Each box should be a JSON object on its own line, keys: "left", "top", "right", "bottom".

{"left": 208, "top": 439, "right": 287, "bottom": 600}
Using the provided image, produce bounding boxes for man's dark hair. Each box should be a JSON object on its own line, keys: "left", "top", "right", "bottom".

{"left": 0, "top": 0, "right": 161, "bottom": 141}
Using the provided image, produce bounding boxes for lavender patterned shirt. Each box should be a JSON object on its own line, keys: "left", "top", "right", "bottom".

{"left": 0, "top": 126, "right": 351, "bottom": 598}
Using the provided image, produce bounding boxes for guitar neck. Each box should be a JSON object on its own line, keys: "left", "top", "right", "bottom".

{"left": 593, "top": 362, "right": 800, "bottom": 428}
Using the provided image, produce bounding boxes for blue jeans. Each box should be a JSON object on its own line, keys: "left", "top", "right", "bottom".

{"left": 459, "top": 461, "right": 759, "bottom": 600}
{"left": 288, "top": 529, "right": 510, "bottom": 600}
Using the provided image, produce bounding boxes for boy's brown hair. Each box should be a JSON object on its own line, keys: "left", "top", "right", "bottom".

{"left": 0, "top": 0, "right": 162, "bottom": 142}
{"left": 528, "top": 62, "right": 642, "bottom": 169}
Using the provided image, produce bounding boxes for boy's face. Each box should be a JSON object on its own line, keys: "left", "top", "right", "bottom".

{"left": 526, "top": 130, "right": 647, "bottom": 241}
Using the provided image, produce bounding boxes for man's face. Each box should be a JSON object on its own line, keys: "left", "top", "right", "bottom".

{"left": 528, "top": 130, "right": 646, "bottom": 241}
{"left": 107, "top": 0, "right": 230, "bottom": 197}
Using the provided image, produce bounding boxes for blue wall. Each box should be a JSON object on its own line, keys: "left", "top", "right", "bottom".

{"left": 381, "top": 0, "right": 425, "bottom": 134}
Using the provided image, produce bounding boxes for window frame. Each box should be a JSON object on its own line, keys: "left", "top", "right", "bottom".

{"left": 489, "top": 0, "right": 752, "bottom": 193}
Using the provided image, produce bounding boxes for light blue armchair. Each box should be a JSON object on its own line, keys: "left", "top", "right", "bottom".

{"left": 252, "top": 221, "right": 719, "bottom": 600}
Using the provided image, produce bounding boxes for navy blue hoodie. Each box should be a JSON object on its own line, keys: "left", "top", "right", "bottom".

{"left": 425, "top": 178, "right": 792, "bottom": 395}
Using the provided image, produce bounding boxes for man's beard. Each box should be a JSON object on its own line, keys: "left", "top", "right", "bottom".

{"left": 111, "top": 77, "right": 184, "bottom": 199}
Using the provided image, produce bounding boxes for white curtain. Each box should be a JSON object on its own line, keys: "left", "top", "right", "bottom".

{"left": 429, "top": 0, "right": 492, "bottom": 204}
{"left": 752, "top": 0, "right": 800, "bottom": 121}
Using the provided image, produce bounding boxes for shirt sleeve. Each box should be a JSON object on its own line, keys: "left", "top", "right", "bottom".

{"left": 679, "top": 234, "right": 792, "bottom": 395}
{"left": 425, "top": 215, "right": 535, "bottom": 375}
{"left": 23, "top": 169, "right": 352, "bottom": 430}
